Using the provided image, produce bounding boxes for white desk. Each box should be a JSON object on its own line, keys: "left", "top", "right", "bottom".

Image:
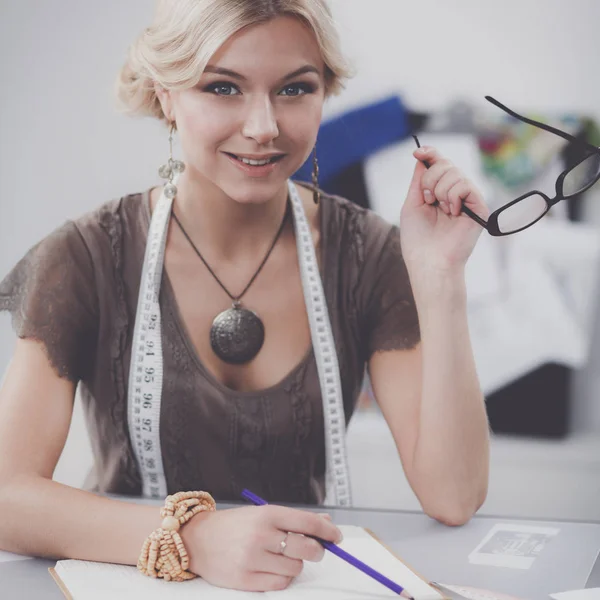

{"left": 2, "top": 499, "right": 600, "bottom": 599}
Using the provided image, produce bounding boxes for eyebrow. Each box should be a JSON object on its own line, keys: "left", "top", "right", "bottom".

{"left": 203, "top": 65, "right": 321, "bottom": 81}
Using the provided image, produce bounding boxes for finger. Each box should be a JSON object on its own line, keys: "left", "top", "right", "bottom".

{"left": 412, "top": 145, "right": 444, "bottom": 166}
{"left": 434, "top": 168, "right": 464, "bottom": 215}
{"left": 244, "top": 572, "right": 293, "bottom": 592}
{"left": 268, "top": 506, "right": 343, "bottom": 544}
{"left": 421, "top": 160, "right": 454, "bottom": 197}
{"left": 404, "top": 159, "right": 428, "bottom": 208}
{"left": 447, "top": 180, "right": 484, "bottom": 217}
{"left": 274, "top": 532, "right": 325, "bottom": 562}
{"left": 446, "top": 180, "right": 469, "bottom": 217}
{"left": 438, "top": 198, "right": 451, "bottom": 216}
{"left": 255, "top": 551, "right": 304, "bottom": 578}
{"left": 317, "top": 513, "right": 332, "bottom": 521}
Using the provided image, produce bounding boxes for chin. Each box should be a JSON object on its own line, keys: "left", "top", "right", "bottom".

{"left": 223, "top": 183, "right": 285, "bottom": 205}
{"left": 216, "top": 170, "right": 295, "bottom": 205}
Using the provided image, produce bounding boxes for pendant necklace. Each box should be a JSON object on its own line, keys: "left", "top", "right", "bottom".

{"left": 171, "top": 201, "right": 290, "bottom": 365}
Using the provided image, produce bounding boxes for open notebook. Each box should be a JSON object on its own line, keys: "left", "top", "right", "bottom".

{"left": 49, "top": 525, "right": 445, "bottom": 599}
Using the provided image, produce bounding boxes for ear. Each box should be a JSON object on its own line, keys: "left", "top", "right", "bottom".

{"left": 154, "top": 82, "right": 176, "bottom": 122}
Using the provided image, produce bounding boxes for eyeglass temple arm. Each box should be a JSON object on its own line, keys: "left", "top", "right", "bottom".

{"left": 461, "top": 205, "right": 488, "bottom": 228}
{"left": 485, "top": 96, "right": 599, "bottom": 154}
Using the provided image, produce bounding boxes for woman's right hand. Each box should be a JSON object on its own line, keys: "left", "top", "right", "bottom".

{"left": 180, "top": 505, "right": 343, "bottom": 591}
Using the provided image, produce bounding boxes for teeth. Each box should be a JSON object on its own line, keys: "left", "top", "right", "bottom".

{"left": 238, "top": 156, "right": 274, "bottom": 166}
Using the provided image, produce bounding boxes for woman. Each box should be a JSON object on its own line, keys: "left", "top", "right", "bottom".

{"left": 0, "top": 0, "right": 489, "bottom": 591}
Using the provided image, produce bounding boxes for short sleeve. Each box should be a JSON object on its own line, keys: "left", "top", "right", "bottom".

{"left": 362, "top": 224, "right": 420, "bottom": 358}
{"left": 0, "top": 221, "right": 99, "bottom": 383}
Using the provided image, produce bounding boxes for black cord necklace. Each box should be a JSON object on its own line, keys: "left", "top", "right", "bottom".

{"left": 171, "top": 200, "right": 290, "bottom": 365}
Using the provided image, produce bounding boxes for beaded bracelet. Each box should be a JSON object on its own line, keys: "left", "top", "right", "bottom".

{"left": 137, "top": 490, "right": 216, "bottom": 582}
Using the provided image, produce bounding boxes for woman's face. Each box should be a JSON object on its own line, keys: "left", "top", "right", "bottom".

{"left": 160, "top": 16, "right": 326, "bottom": 205}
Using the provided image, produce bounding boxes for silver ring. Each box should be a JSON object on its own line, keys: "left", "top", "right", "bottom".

{"left": 278, "top": 532, "right": 290, "bottom": 555}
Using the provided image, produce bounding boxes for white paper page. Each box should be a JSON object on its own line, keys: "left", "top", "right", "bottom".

{"left": 272, "top": 526, "right": 442, "bottom": 600}
{"left": 0, "top": 550, "right": 33, "bottom": 563}
{"left": 434, "top": 582, "right": 526, "bottom": 600}
{"left": 550, "top": 589, "right": 600, "bottom": 600}
{"left": 54, "top": 560, "right": 259, "bottom": 600}
{"left": 54, "top": 526, "right": 442, "bottom": 600}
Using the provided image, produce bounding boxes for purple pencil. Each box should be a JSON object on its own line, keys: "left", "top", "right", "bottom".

{"left": 241, "top": 489, "right": 414, "bottom": 599}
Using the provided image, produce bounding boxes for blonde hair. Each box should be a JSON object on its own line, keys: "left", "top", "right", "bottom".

{"left": 115, "top": 0, "right": 353, "bottom": 123}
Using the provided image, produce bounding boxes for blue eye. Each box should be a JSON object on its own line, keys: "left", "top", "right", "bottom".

{"left": 279, "top": 83, "right": 315, "bottom": 97}
{"left": 206, "top": 83, "right": 241, "bottom": 96}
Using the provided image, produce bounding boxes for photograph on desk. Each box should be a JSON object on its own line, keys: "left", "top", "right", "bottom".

{"left": 468, "top": 524, "right": 560, "bottom": 570}
{"left": 1, "top": 1, "right": 600, "bottom": 600}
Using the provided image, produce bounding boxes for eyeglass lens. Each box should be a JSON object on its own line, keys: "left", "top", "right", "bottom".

{"left": 496, "top": 193, "right": 549, "bottom": 234}
{"left": 563, "top": 153, "right": 600, "bottom": 197}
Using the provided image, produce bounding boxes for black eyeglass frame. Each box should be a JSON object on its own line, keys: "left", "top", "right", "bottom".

{"left": 414, "top": 96, "right": 600, "bottom": 236}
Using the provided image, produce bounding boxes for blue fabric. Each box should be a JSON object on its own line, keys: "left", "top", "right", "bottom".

{"left": 294, "top": 95, "right": 410, "bottom": 185}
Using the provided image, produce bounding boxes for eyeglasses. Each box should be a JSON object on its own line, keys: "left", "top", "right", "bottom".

{"left": 413, "top": 96, "right": 600, "bottom": 236}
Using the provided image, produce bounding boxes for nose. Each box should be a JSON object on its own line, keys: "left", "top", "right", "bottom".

{"left": 242, "top": 95, "right": 279, "bottom": 145}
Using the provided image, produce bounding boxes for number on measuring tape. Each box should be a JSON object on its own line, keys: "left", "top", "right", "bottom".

{"left": 287, "top": 181, "right": 352, "bottom": 507}
{"left": 127, "top": 187, "right": 174, "bottom": 499}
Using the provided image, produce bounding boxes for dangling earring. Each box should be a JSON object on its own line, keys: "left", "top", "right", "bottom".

{"left": 312, "top": 145, "right": 321, "bottom": 205}
{"left": 158, "top": 122, "right": 185, "bottom": 199}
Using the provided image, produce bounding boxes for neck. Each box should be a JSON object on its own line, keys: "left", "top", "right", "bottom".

{"left": 171, "top": 169, "right": 290, "bottom": 261}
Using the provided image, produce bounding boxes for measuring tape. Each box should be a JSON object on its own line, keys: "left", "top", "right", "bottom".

{"left": 287, "top": 182, "right": 352, "bottom": 507}
{"left": 127, "top": 179, "right": 352, "bottom": 505}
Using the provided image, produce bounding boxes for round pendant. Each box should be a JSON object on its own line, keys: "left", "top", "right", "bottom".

{"left": 210, "top": 304, "right": 265, "bottom": 365}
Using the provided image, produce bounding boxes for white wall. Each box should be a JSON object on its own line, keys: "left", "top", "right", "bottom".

{"left": 326, "top": 0, "right": 600, "bottom": 118}
{"left": 1, "top": 1, "right": 600, "bottom": 505}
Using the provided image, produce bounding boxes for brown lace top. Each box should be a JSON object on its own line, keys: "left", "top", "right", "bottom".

{"left": 0, "top": 185, "right": 420, "bottom": 504}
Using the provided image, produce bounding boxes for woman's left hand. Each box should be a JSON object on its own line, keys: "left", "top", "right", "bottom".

{"left": 399, "top": 146, "right": 489, "bottom": 274}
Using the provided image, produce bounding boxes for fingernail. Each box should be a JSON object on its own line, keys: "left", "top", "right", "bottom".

{"left": 423, "top": 189, "right": 433, "bottom": 202}
{"left": 318, "top": 513, "right": 332, "bottom": 521}
{"left": 418, "top": 147, "right": 430, "bottom": 154}
{"left": 336, "top": 529, "right": 344, "bottom": 543}
{"left": 441, "top": 201, "right": 450, "bottom": 214}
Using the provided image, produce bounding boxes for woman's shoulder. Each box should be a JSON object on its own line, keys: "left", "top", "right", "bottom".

{"left": 0, "top": 191, "right": 152, "bottom": 383}
{"left": 72, "top": 188, "right": 149, "bottom": 247}
{"left": 3, "top": 188, "right": 152, "bottom": 291}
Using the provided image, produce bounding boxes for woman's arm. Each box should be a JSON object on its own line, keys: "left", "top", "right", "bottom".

{"left": 368, "top": 269, "right": 489, "bottom": 527}
{"left": 0, "top": 338, "right": 159, "bottom": 563}
{"left": 367, "top": 145, "right": 491, "bottom": 526}
{"left": 0, "top": 338, "right": 342, "bottom": 592}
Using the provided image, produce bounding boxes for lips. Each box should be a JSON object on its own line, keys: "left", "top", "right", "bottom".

{"left": 223, "top": 152, "right": 286, "bottom": 178}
